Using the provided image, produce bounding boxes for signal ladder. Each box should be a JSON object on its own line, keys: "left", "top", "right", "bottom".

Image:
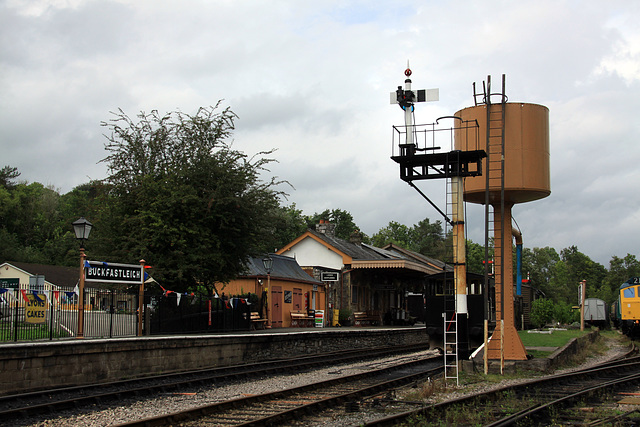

{"left": 443, "top": 175, "right": 463, "bottom": 385}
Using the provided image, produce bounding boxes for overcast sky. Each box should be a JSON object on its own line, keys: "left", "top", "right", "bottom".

{"left": 2, "top": 1, "right": 639, "bottom": 267}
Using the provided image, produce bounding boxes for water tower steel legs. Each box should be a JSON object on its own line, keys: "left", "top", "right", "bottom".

{"left": 487, "top": 202, "right": 527, "bottom": 360}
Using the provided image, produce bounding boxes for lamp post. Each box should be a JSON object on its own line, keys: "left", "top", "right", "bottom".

{"left": 72, "top": 217, "right": 92, "bottom": 338}
{"left": 262, "top": 256, "right": 273, "bottom": 328}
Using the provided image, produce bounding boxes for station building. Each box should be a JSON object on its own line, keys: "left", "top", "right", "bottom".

{"left": 277, "top": 221, "right": 444, "bottom": 325}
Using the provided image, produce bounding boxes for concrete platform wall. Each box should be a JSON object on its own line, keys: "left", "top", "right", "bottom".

{"left": 0, "top": 327, "right": 427, "bottom": 395}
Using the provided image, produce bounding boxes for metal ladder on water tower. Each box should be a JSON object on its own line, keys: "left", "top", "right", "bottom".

{"left": 475, "top": 75, "right": 507, "bottom": 359}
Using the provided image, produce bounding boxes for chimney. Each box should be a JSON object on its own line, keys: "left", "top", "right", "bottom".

{"left": 315, "top": 220, "right": 336, "bottom": 238}
{"left": 349, "top": 229, "right": 362, "bottom": 245}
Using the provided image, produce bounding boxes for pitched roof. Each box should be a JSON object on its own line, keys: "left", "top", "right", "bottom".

{"left": 277, "top": 229, "right": 443, "bottom": 274}
{"left": 1, "top": 261, "right": 79, "bottom": 288}
{"left": 381, "top": 243, "right": 451, "bottom": 273}
{"left": 304, "top": 229, "right": 399, "bottom": 261}
{"left": 242, "top": 254, "right": 322, "bottom": 285}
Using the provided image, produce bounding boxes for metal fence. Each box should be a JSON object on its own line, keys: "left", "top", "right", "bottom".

{"left": 148, "top": 293, "right": 254, "bottom": 334}
{"left": 0, "top": 287, "right": 138, "bottom": 342}
{"left": 1, "top": 287, "right": 260, "bottom": 343}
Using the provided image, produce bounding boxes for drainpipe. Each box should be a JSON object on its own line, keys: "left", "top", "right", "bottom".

{"left": 512, "top": 227, "right": 522, "bottom": 296}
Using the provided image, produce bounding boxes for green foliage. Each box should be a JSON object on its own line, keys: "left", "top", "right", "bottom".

{"left": 338, "top": 308, "right": 353, "bottom": 325}
{"left": 466, "top": 240, "right": 487, "bottom": 274}
{"left": 530, "top": 298, "right": 555, "bottom": 328}
{"left": 553, "top": 300, "right": 578, "bottom": 325}
{"left": 370, "top": 217, "right": 446, "bottom": 259}
{"left": 271, "top": 204, "right": 310, "bottom": 250}
{"left": 99, "top": 104, "right": 285, "bottom": 292}
{"left": 305, "top": 208, "right": 360, "bottom": 240}
{"left": 603, "top": 254, "right": 640, "bottom": 303}
{"left": 0, "top": 165, "right": 20, "bottom": 189}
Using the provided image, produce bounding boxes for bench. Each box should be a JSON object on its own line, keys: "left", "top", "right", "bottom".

{"left": 354, "top": 310, "right": 381, "bottom": 326}
{"left": 290, "top": 310, "right": 314, "bottom": 327}
{"left": 250, "top": 312, "right": 267, "bottom": 330}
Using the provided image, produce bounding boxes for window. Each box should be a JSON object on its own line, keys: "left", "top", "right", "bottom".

{"left": 624, "top": 287, "right": 635, "bottom": 298}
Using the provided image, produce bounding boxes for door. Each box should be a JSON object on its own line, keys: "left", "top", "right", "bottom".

{"left": 271, "top": 286, "right": 283, "bottom": 327}
{"left": 293, "top": 288, "right": 302, "bottom": 311}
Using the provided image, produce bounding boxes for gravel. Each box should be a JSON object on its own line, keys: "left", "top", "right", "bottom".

{"left": 16, "top": 334, "right": 630, "bottom": 427}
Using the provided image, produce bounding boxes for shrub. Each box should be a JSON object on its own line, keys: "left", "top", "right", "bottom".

{"left": 530, "top": 298, "right": 554, "bottom": 328}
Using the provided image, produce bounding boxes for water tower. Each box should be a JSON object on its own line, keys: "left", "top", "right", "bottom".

{"left": 454, "top": 75, "right": 550, "bottom": 361}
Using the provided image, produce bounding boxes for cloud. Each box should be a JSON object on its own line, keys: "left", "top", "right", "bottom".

{"left": 1, "top": 0, "right": 639, "bottom": 266}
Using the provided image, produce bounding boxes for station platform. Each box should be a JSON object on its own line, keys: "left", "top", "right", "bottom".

{"left": 0, "top": 325, "right": 428, "bottom": 396}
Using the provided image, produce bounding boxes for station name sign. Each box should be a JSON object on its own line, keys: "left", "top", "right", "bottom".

{"left": 85, "top": 261, "right": 143, "bottom": 284}
{"left": 321, "top": 271, "right": 339, "bottom": 282}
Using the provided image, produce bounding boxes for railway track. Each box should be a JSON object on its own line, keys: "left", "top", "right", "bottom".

{"left": 364, "top": 351, "right": 640, "bottom": 426}
{"left": 0, "top": 343, "right": 430, "bottom": 426}
{"left": 116, "top": 354, "right": 443, "bottom": 426}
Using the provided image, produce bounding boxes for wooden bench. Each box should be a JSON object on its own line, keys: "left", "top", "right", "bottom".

{"left": 250, "top": 312, "right": 267, "bottom": 330}
{"left": 354, "top": 310, "right": 381, "bottom": 326}
{"left": 290, "top": 310, "right": 314, "bottom": 327}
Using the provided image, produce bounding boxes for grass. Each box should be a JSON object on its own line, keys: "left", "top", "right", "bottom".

{"left": 0, "top": 323, "right": 71, "bottom": 341}
{"left": 518, "top": 327, "right": 589, "bottom": 348}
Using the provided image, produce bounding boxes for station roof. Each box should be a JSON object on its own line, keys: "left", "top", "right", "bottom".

{"left": 242, "top": 254, "right": 322, "bottom": 285}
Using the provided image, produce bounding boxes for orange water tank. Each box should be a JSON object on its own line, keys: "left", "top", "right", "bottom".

{"left": 454, "top": 103, "right": 550, "bottom": 204}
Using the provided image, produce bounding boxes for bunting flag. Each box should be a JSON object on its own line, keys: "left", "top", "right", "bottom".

{"left": 154, "top": 281, "right": 167, "bottom": 293}
{"left": 84, "top": 260, "right": 91, "bottom": 268}
{"left": 43, "top": 290, "right": 50, "bottom": 304}
{"left": 32, "top": 291, "right": 44, "bottom": 302}
{"left": 5, "top": 289, "right": 18, "bottom": 303}
{"left": 0, "top": 288, "right": 7, "bottom": 295}
{"left": 229, "top": 299, "right": 234, "bottom": 308}
{"left": 214, "top": 291, "right": 219, "bottom": 299}
{"left": 20, "top": 289, "right": 29, "bottom": 303}
{"left": 176, "top": 293, "right": 181, "bottom": 306}
{"left": 53, "top": 290, "right": 60, "bottom": 301}
{"left": 65, "top": 291, "right": 76, "bottom": 299}
{"left": 73, "top": 284, "right": 79, "bottom": 296}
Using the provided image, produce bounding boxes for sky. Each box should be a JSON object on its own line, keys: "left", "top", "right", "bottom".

{"left": 2, "top": 0, "right": 639, "bottom": 267}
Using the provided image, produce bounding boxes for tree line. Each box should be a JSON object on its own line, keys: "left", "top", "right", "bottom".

{"left": 1, "top": 104, "right": 638, "bottom": 306}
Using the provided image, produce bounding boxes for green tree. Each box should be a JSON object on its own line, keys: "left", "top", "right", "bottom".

{"left": 603, "top": 254, "right": 640, "bottom": 303}
{"left": 466, "top": 240, "right": 486, "bottom": 275}
{"left": 0, "top": 165, "right": 20, "bottom": 189}
{"left": 270, "top": 204, "right": 308, "bottom": 251}
{"left": 549, "top": 259, "right": 572, "bottom": 304}
{"left": 306, "top": 208, "right": 359, "bottom": 240}
{"left": 412, "top": 218, "right": 445, "bottom": 259}
{"left": 100, "top": 104, "right": 285, "bottom": 294}
{"left": 370, "top": 221, "right": 413, "bottom": 249}
{"left": 521, "top": 246, "right": 560, "bottom": 297}
{"left": 560, "top": 246, "right": 607, "bottom": 303}
{"left": 370, "top": 217, "right": 446, "bottom": 259}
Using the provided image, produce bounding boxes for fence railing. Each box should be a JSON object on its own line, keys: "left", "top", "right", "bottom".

{"left": 149, "top": 294, "right": 253, "bottom": 334}
{"left": 0, "top": 287, "right": 139, "bottom": 342}
{"left": 0, "top": 287, "right": 258, "bottom": 343}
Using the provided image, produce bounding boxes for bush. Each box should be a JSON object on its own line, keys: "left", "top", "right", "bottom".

{"left": 338, "top": 309, "right": 353, "bottom": 326}
{"left": 553, "top": 300, "right": 577, "bottom": 325}
{"left": 530, "top": 298, "right": 555, "bottom": 328}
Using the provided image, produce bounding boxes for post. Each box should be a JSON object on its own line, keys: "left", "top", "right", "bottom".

{"left": 483, "top": 319, "right": 488, "bottom": 375}
{"left": 138, "top": 259, "right": 146, "bottom": 336}
{"left": 266, "top": 271, "right": 271, "bottom": 328}
{"left": 580, "top": 279, "right": 586, "bottom": 331}
{"left": 77, "top": 249, "right": 87, "bottom": 338}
